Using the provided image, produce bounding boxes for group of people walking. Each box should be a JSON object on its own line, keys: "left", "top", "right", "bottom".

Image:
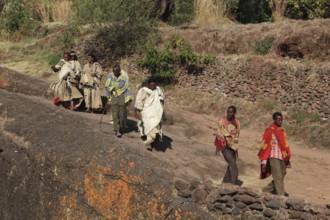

{"left": 50, "top": 52, "right": 103, "bottom": 112}
{"left": 51, "top": 52, "right": 292, "bottom": 196}
{"left": 216, "top": 106, "right": 292, "bottom": 196}
{"left": 50, "top": 52, "right": 165, "bottom": 148}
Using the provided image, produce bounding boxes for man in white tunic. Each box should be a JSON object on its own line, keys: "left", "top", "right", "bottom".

{"left": 134, "top": 78, "right": 164, "bottom": 149}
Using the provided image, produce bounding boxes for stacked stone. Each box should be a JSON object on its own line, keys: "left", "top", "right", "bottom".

{"left": 175, "top": 179, "right": 330, "bottom": 219}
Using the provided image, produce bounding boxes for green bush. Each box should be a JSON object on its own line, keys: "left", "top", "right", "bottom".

{"left": 236, "top": 0, "right": 273, "bottom": 23}
{"left": 285, "top": 0, "right": 330, "bottom": 19}
{"left": 174, "top": 38, "right": 199, "bottom": 65}
{"left": 290, "top": 110, "right": 321, "bottom": 124}
{"left": 254, "top": 38, "right": 273, "bottom": 55}
{"left": 167, "top": 0, "right": 195, "bottom": 25}
{"left": 0, "top": 0, "right": 38, "bottom": 37}
{"left": 202, "top": 54, "right": 216, "bottom": 64}
{"left": 138, "top": 43, "right": 176, "bottom": 83}
{"left": 138, "top": 38, "right": 215, "bottom": 84}
{"left": 46, "top": 53, "right": 62, "bottom": 66}
{"left": 72, "top": 0, "right": 156, "bottom": 62}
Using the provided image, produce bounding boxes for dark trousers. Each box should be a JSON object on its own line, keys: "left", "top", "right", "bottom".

{"left": 222, "top": 145, "right": 238, "bottom": 184}
{"left": 110, "top": 94, "right": 125, "bottom": 132}
{"left": 262, "top": 158, "right": 286, "bottom": 195}
{"left": 111, "top": 104, "right": 125, "bottom": 132}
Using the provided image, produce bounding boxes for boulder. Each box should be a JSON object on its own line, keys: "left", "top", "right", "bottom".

{"left": 177, "top": 189, "right": 191, "bottom": 198}
{"left": 191, "top": 187, "right": 208, "bottom": 204}
{"left": 286, "top": 198, "right": 306, "bottom": 211}
{"left": 265, "top": 199, "right": 282, "bottom": 210}
{"left": 174, "top": 179, "right": 189, "bottom": 191}
{"left": 233, "top": 194, "right": 256, "bottom": 205}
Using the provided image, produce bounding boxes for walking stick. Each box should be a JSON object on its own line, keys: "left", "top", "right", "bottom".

{"left": 99, "top": 97, "right": 110, "bottom": 124}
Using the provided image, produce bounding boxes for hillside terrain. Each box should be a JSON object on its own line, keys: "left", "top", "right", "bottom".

{"left": 1, "top": 18, "right": 330, "bottom": 219}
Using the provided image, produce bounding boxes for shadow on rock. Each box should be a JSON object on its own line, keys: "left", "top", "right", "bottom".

{"left": 152, "top": 135, "right": 173, "bottom": 152}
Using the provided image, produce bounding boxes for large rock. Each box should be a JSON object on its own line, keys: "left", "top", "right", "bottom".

{"left": 249, "top": 203, "right": 264, "bottom": 211}
{"left": 191, "top": 187, "right": 208, "bottom": 204}
{"left": 266, "top": 199, "right": 282, "bottom": 209}
{"left": 206, "top": 189, "right": 220, "bottom": 204}
{"left": 286, "top": 198, "right": 306, "bottom": 211}
{"left": 233, "top": 194, "right": 256, "bottom": 205}
{"left": 219, "top": 183, "right": 240, "bottom": 195}
{"left": 263, "top": 208, "right": 276, "bottom": 218}
{"left": 174, "top": 179, "right": 189, "bottom": 191}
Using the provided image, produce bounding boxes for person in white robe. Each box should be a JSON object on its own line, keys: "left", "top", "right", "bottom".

{"left": 134, "top": 78, "right": 164, "bottom": 149}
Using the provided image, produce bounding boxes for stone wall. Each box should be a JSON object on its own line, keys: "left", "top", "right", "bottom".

{"left": 175, "top": 179, "right": 330, "bottom": 219}
{"left": 177, "top": 57, "right": 330, "bottom": 118}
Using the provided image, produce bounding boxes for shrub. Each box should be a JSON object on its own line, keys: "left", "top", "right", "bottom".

{"left": 138, "top": 43, "right": 176, "bottom": 83}
{"left": 175, "top": 38, "right": 199, "bottom": 65}
{"left": 72, "top": 0, "right": 156, "bottom": 63}
{"left": 0, "top": 0, "right": 39, "bottom": 38}
{"left": 285, "top": 0, "right": 330, "bottom": 19}
{"left": 46, "top": 53, "right": 62, "bottom": 66}
{"left": 61, "top": 26, "right": 79, "bottom": 50}
{"left": 138, "top": 38, "right": 215, "bottom": 84}
{"left": 254, "top": 38, "right": 274, "bottom": 55}
{"left": 167, "top": 0, "right": 195, "bottom": 25}
{"left": 290, "top": 110, "right": 321, "bottom": 124}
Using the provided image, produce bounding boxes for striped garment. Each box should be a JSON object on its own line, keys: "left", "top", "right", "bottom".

{"left": 270, "top": 134, "right": 283, "bottom": 160}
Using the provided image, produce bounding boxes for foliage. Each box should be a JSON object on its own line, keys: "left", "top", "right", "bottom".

{"left": 289, "top": 110, "right": 321, "bottom": 124}
{"left": 175, "top": 38, "right": 199, "bottom": 65}
{"left": 0, "top": 0, "right": 39, "bottom": 37}
{"left": 167, "top": 0, "right": 195, "bottom": 25}
{"left": 138, "top": 38, "right": 215, "bottom": 84}
{"left": 46, "top": 53, "right": 62, "bottom": 66}
{"left": 137, "top": 43, "right": 176, "bottom": 83}
{"left": 285, "top": 0, "right": 330, "bottom": 19}
{"left": 236, "top": 0, "right": 273, "bottom": 23}
{"left": 72, "top": 0, "right": 156, "bottom": 62}
{"left": 202, "top": 54, "right": 216, "bottom": 64}
{"left": 60, "top": 26, "right": 79, "bottom": 50}
{"left": 254, "top": 38, "right": 274, "bottom": 55}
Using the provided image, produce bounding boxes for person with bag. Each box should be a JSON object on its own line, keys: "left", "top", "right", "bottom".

{"left": 258, "top": 112, "right": 292, "bottom": 196}
{"left": 216, "top": 106, "right": 241, "bottom": 185}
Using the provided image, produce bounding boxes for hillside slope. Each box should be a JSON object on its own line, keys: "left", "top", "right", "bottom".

{"left": 1, "top": 67, "right": 330, "bottom": 219}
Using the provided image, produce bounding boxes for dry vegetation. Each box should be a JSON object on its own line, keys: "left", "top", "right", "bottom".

{"left": 165, "top": 19, "right": 330, "bottom": 61}
{"left": 194, "top": 0, "right": 230, "bottom": 26}
{"left": 33, "top": 0, "right": 72, "bottom": 23}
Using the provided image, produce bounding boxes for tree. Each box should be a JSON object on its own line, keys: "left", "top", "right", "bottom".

{"left": 268, "top": 0, "right": 288, "bottom": 22}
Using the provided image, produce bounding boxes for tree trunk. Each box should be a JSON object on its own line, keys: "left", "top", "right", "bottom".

{"left": 153, "top": 0, "right": 173, "bottom": 21}
{"left": 271, "top": 0, "right": 288, "bottom": 22}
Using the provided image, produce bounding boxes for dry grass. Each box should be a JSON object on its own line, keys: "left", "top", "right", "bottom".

{"left": 165, "top": 19, "right": 330, "bottom": 61}
{"left": 193, "top": 0, "right": 229, "bottom": 26}
{"left": 34, "top": 0, "right": 72, "bottom": 23}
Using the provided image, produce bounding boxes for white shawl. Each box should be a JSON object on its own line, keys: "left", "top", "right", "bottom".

{"left": 140, "top": 87, "right": 164, "bottom": 135}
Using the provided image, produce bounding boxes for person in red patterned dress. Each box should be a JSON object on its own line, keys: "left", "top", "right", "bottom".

{"left": 258, "top": 112, "right": 292, "bottom": 196}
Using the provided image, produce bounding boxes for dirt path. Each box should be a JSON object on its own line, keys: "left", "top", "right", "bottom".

{"left": 68, "top": 101, "right": 330, "bottom": 206}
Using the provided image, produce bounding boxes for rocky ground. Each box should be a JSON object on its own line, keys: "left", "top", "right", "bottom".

{"left": 1, "top": 67, "right": 330, "bottom": 219}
